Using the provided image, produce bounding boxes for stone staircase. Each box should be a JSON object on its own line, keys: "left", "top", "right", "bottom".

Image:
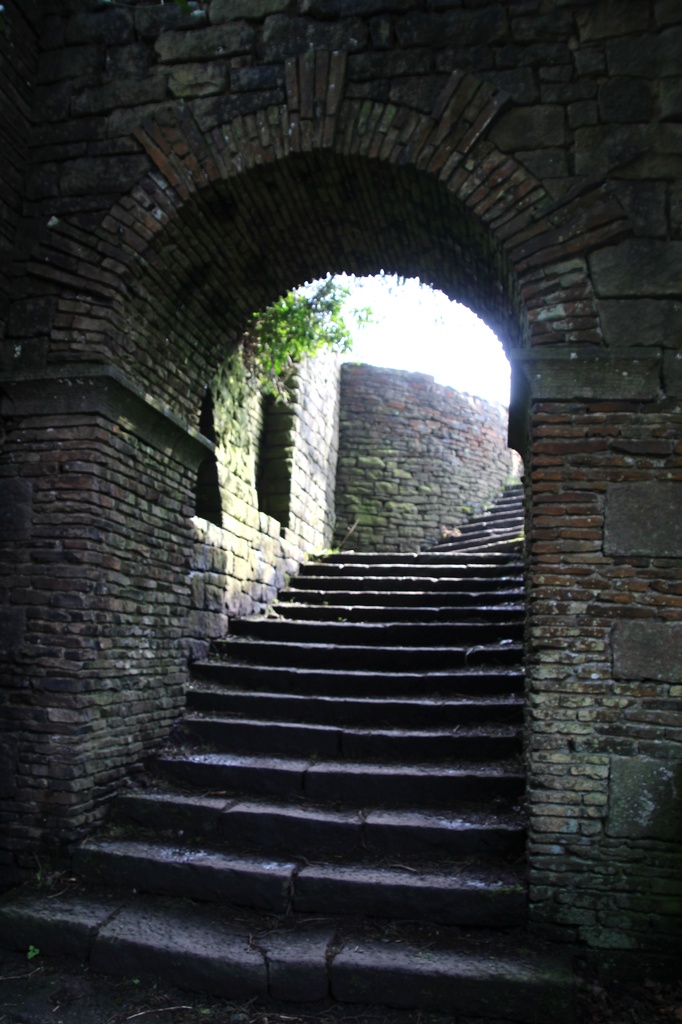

{"left": 0, "top": 486, "right": 575, "bottom": 1020}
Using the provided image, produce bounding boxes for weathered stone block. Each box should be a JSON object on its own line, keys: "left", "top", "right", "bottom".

{"left": 65, "top": 10, "right": 134, "bottom": 46}
{"left": 599, "top": 298, "right": 682, "bottom": 349}
{"left": 490, "top": 105, "right": 566, "bottom": 151}
{"left": 590, "top": 240, "right": 682, "bottom": 298}
{"left": 211, "top": 0, "right": 289, "bottom": 21}
{"left": 576, "top": 1, "right": 648, "bottom": 43}
{"left": 607, "top": 757, "right": 682, "bottom": 841}
{"left": 607, "top": 26, "right": 682, "bottom": 78}
{"left": 574, "top": 124, "right": 655, "bottom": 177}
{"left": 612, "top": 621, "right": 682, "bottom": 682}
{"left": 61, "top": 155, "right": 150, "bottom": 196}
{"left": 605, "top": 482, "right": 682, "bottom": 558}
{"left": 661, "top": 78, "right": 682, "bottom": 122}
{"left": 169, "top": 62, "right": 228, "bottom": 98}
{"left": 663, "top": 350, "right": 682, "bottom": 397}
{"left": 72, "top": 76, "right": 167, "bottom": 116}
{"left": 155, "top": 22, "right": 254, "bottom": 63}
{"left": 598, "top": 80, "right": 654, "bottom": 124}
{"left": 7, "top": 297, "right": 57, "bottom": 338}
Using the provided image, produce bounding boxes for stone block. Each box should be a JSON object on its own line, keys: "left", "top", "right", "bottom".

{"left": 259, "top": 924, "right": 335, "bottom": 1001}
{"left": 92, "top": 900, "right": 268, "bottom": 999}
{"left": 61, "top": 155, "right": 150, "bottom": 196}
{"left": 155, "top": 22, "right": 254, "bottom": 63}
{"left": 577, "top": 1, "right": 648, "bottom": 42}
{"left": 600, "top": 298, "right": 682, "bottom": 349}
{"left": 608, "top": 181, "right": 667, "bottom": 238}
{"left": 598, "top": 80, "right": 654, "bottom": 124}
{"left": 490, "top": 105, "right": 566, "bottom": 151}
{"left": 169, "top": 62, "right": 228, "bottom": 98}
{"left": 590, "top": 239, "right": 682, "bottom": 298}
{"left": 65, "top": 9, "right": 134, "bottom": 46}
{"left": 607, "top": 26, "right": 682, "bottom": 78}
{"left": 574, "top": 124, "right": 654, "bottom": 177}
{"left": 7, "top": 297, "right": 57, "bottom": 337}
{"left": 72, "top": 76, "right": 167, "bottom": 116}
{"left": 612, "top": 621, "right": 682, "bottom": 683}
{"left": 605, "top": 482, "right": 682, "bottom": 558}
{"left": 661, "top": 78, "right": 682, "bottom": 122}
{"left": 211, "top": 0, "right": 288, "bottom": 21}
{"left": 663, "top": 350, "right": 682, "bottom": 397}
{"left": 607, "top": 756, "right": 682, "bottom": 841}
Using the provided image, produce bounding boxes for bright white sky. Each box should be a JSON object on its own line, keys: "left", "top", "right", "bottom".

{"left": 337, "top": 274, "right": 511, "bottom": 408}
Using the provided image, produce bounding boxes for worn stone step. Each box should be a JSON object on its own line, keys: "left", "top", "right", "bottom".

{"left": 229, "top": 618, "right": 524, "bottom": 647}
{"left": 156, "top": 751, "right": 525, "bottom": 807}
{"left": 273, "top": 602, "right": 524, "bottom": 622}
{"left": 0, "top": 891, "right": 574, "bottom": 1021}
{"left": 321, "top": 551, "right": 521, "bottom": 565}
{"left": 299, "top": 562, "right": 522, "bottom": 579}
{"left": 211, "top": 639, "right": 523, "bottom": 671}
{"left": 276, "top": 587, "right": 524, "bottom": 607}
{"left": 181, "top": 716, "right": 522, "bottom": 761}
{"left": 192, "top": 661, "right": 524, "bottom": 697}
{"left": 72, "top": 837, "right": 527, "bottom": 927}
{"left": 433, "top": 535, "right": 523, "bottom": 553}
{"left": 288, "top": 574, "right": 523, "bottom": 592}
{"left": 185, "top": 688, "right": 523, "bottom": 729}
{"left": 116, "top": 792, "right": 524, "bottom": 860}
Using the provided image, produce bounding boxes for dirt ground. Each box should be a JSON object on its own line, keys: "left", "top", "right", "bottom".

{"left": 0, "top": 948, "right": 680, "bottom": 1024}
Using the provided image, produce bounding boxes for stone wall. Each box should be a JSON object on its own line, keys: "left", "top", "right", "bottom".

{"left": 189, "top": 347, "right": 340, "bottom": 641}
{"left": 0, "top": 0, "right": 40, "bottom": 337}
{"left": 335, "top": 363, "right": 518, "bottom": 552}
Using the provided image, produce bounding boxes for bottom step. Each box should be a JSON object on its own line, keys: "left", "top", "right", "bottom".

{"left": 0, "top": 889, "right": 574, "bottom": 1023}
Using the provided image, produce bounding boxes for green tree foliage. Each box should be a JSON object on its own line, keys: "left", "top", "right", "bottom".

{"left": 243, "top": 276, "right": 371, "bottom": 398}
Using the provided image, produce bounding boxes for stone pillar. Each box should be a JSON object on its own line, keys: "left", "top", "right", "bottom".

{"left": 0, "top": 367, "right": 213, "bottom": 884}
{"left": 511, "top": 347, "right": 682, "bottom": 963}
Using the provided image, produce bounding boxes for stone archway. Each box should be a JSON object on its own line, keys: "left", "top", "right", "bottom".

{"left": 1, "top": 15, "right": 680, "bottom": 967}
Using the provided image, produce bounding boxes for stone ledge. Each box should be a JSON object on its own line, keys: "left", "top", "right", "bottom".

{"left": 0, "top": 364, "right": 214, "bottom": 470}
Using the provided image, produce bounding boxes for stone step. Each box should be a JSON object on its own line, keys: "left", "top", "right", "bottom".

{"left": 432, "top": 534, "right": 523, "bottom": 553}
{"left": 273, "top": 602, "right": 524, "bottom": 622}
{"left": 321, "top": 550, "right": 521, "bottom": 565}
{"left": 299, "top": 562, "right": 522, "bottom": 579}
{"left": 114, "top": 793, "right": 526, "bottom": 861}
{"left": 192, "top": 661, "right": 524, "bottom": 697}
{"left": 155, "top": 751, "right": 525, "bottom": 807}
{"left": 288, "top": 574, "right": 523, "bottom": 592}
{"left": 229, "top": 618, "right": 524, "bottom": 646}
{"left": 180, "top": 716, "right": 522, "bottom": 761}
{"left": 0, "top": 892, "right": 574, "bottom": 1021}
{"left": 72, "top": 837, "right": 527, "bottom": 927}
{"left": 276, "top": 587, "right": 524, "bottom": 607}
{"left": 185, "top": 689, "right": 524, "bottom": 729}
{"left": 211, "top": 639, "right": 523, "bottom": 671}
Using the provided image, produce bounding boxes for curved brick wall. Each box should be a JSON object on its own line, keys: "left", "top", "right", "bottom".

{"left": 334, "top": 363, "right": 519, "bottom": 552}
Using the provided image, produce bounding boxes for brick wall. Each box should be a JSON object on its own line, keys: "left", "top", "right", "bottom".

{"left": 335, "top": 363, "right": 518, "bottom": 552}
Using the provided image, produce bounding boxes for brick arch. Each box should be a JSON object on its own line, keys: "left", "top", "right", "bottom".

{"left": 34, "top": 56, "right": 630, "bottom": 422}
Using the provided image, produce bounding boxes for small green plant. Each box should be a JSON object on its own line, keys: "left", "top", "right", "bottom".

{"left": 243, "top": 276, "right": 371, "bottom": 399}
{"left": 27, "top": 944, "right": 40, "bottom": 960}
